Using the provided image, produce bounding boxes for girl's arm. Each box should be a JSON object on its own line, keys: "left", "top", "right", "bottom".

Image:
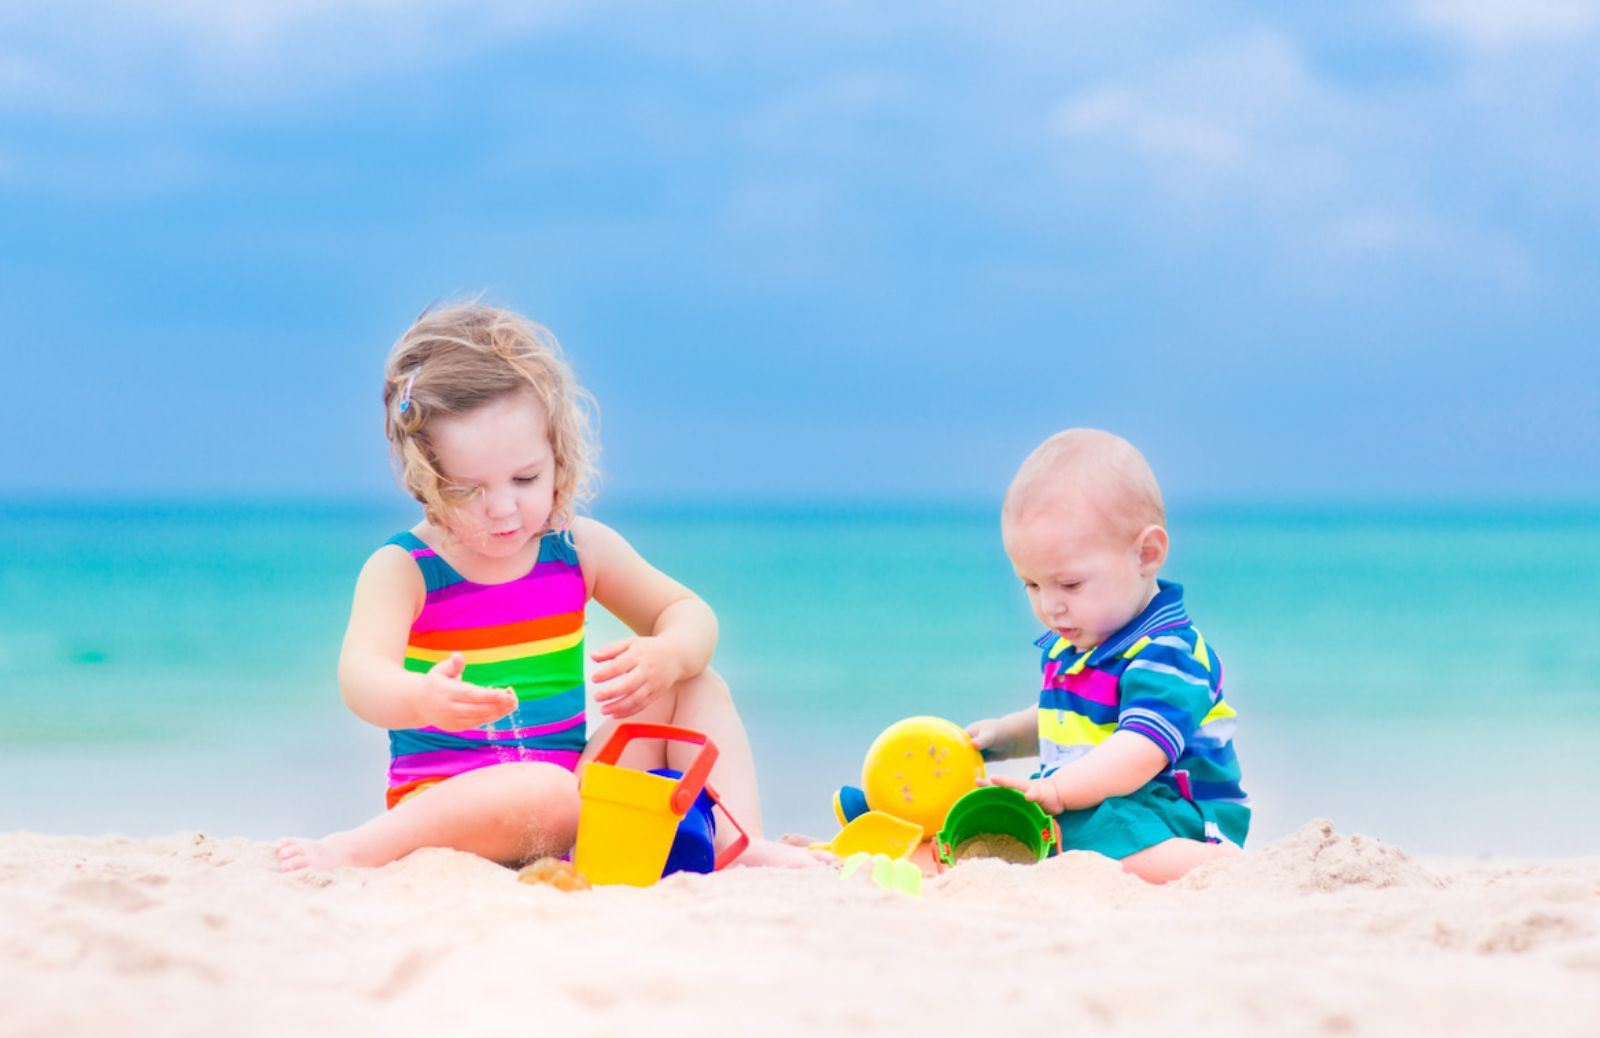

{"left": 337, "top": 546, "right": 517, "bottom": 731}
{"left": 573, "top": 517, "right": 717, "bottom": 718}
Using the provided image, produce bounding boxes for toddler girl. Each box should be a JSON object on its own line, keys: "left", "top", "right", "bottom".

{"left": 276, "top": 303, "right": 812, "bottom": 872}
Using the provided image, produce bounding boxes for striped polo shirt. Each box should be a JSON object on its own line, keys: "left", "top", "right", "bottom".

{"left": 1035, "top": 580, "right": 1249, "bottom": 824}
{"left": 384, "top": 529, "right": 588, "bottom": 807}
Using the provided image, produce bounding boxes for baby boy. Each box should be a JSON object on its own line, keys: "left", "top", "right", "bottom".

{"left": 967, "top": 429, "right": 1250, "bottom": 882}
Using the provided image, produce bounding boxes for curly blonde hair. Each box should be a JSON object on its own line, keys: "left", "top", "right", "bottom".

{"left": 382, "top": 303, "right": 598, "bottom": 529}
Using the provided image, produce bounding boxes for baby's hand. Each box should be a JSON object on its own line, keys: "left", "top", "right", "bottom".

{"left": 590, "top": 636, "right": 683, "bottom": 718}
{"left": 417, "top": 652, "right": 518, "bottom": 730}
{"left": 965, "top": 718, "right": 1012, "bottom": 762}
{"left": 980, "top": 773, "right": 1070, "bottom": 816}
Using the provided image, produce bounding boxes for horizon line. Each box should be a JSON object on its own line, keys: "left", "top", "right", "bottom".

{"left": 3, "top": 491, "right": 1599, "bottom": 519}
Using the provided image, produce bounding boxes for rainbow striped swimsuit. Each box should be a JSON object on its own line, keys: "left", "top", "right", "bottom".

{"left": 384, "top": 530, "right": 588, "bottom": 808}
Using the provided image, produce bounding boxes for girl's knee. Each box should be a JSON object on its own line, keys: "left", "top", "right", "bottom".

{"left": 498, "top": 763, "right": 580, "bottom": 842}
{"left": 515, "top": 762, "right": 579, "bottom": 809}
{"left": 581, "top": 669, "right": 739, "bottom": 773}
{"left": 676, "top": 667, "right": 731, "bottom": 706}
{"left": 634, "top": 667, "right": 731, "bottom": 726}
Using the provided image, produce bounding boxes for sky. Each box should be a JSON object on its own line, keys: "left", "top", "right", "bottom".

{"left": 3, "top": 1, "right": 1598, "bottom": 505}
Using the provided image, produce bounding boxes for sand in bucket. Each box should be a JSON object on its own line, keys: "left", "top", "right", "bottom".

{"left": 952, "top": 832, "right": 1041, "bottom": 864}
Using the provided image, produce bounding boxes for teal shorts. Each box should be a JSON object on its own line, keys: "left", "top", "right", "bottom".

{"left": 1055, "top": 780, "right": 1251, "bottom": 861}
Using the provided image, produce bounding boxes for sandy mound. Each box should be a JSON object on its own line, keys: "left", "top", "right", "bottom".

{"left": 1, "top": 822, "right": 1596, "bottom": 1036}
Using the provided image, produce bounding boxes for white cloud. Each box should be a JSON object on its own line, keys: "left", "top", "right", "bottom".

{"left": 1058, "top": 86, "right": 1244, "bottom": 170}
{"left": 735, "top": 69, "right": 915, "bottom": 154}
{"left": 1326, "top": 211, "right": 1447, "bottom": 255}
{"left": 1410, "top": 0, "right": 1600, "bottom": 49}
{"left": 0, "top": 0, "right": 583, "bottom": 116}
{"left": 1044, "top": 27, "right": 1574, "bottom": 290}
{"left": 717, "top": 68, "right": 916, "bottom": 264}
{"left": 1324, "top": 210, "right": 1536, "bottom": 289}
{"left": 1051, "top": 33, "right": 1356, "bottom": 226}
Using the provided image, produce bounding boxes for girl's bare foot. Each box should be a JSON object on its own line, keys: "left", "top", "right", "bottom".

{"left": 274, "top": 833, "right": 366, "bottom": 872}
{"left": 733, "top": 836, "right": 834, "bottom": 869}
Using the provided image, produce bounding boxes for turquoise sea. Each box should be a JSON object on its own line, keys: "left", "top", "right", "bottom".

{"left": 2, "top": 500, "right": 1596, "bottom": 858}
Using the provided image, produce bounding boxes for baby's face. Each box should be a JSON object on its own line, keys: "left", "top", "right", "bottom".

{"left": 1003, "top": 500, "right": 1160, "bottom": 651}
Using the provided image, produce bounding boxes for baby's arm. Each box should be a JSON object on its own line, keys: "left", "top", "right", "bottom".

{"left": 965, "top": 707, "right": 1040, "bottom": 761}
{"left": 998, "top": 637, "right": 1217, "bottom": 815}
{"left": 337, "top": 547, "right": 518, "bottom": 731}
{"left": 983, "top": 731, "right": 1167, "bottom": 814}
{"left": 574, "top": 517, "right": 718, "bottom": 719}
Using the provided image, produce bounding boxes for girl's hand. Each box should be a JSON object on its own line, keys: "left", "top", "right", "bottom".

{"left": 979, "top": 773, "right": 1070, "bottom": 816}
{"left": 590, "top": 636, "right": 684, "bottom": 718}
{"left": 417, "top": 652, "right": 518, "bottom": 730}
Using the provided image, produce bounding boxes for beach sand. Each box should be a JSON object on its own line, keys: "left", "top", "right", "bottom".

{"left": 2, "top": 820, "right": 1596, "bottom": 1037}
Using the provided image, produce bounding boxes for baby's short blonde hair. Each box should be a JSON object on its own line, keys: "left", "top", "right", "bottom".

{"left": 383, "top": 303, "right": 597, "bottom": 529}
{"left": 1003, "top": 429, "right": 1165, "bottom": 543}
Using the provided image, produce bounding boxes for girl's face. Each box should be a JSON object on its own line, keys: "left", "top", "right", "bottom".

{"left": 428, "top": 391, "right": 557, "bottom": 562}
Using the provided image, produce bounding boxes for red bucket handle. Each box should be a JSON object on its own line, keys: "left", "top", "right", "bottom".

{"left": 704, "top": 782, "right": 751, "bottom": 870}
{"left": 592, "top": 723, "right": 720, "bottom": 817}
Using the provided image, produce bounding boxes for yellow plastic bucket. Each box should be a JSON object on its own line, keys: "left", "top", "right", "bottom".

{"left": 574, "top": 724, "right": 745, "bottom": 887}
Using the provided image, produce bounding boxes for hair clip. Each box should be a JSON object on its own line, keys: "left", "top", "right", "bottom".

{"left": 398, "top": 369, "right": 421, "bottom": 413}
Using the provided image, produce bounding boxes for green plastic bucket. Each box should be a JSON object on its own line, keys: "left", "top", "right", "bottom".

{"left": 933, "top": 786, "right": 1061, "bottom": 870}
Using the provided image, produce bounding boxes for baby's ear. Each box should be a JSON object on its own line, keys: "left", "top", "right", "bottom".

{"left": 1136, "top": 524, "right": 1169, "bottom": 574}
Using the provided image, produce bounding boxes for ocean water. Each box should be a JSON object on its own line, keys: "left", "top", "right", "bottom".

{"left": 2, "top": 500, "right": 1596, "bottom": 858}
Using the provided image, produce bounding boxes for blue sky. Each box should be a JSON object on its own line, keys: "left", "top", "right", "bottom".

{"left": 4, "top": 1, "right": 1597, "bottom": 504}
